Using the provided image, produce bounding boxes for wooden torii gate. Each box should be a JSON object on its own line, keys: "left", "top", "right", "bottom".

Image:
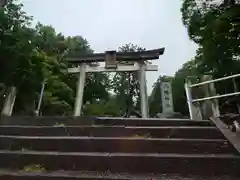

{"left": 67, "top": 48, "right": 165, "bottom": 118}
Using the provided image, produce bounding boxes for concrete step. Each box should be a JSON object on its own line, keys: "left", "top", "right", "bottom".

{"left": 0, "top": 136, "right": 237, "bottom": 154}
{"left": 0, "top": 116, "right": 213, "bottom": 127}
{"left": 95, "top": 117, "right": 213, "bottom": 127}
{"left": 0, "top": 151, "right": 239, "bottom": 176}
{"left": 0, "top": 169, "right": 238, "bottom": 180}
{"left": 0, "top": 126, "right": 225, "bottom": 139}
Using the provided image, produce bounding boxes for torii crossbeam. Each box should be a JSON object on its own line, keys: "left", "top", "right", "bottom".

{"left": 67, "top": 48, "right": 165, "bottom": 118}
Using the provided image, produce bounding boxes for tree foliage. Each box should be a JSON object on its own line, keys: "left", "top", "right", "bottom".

{"left": 181, "top": 0, "right": 240, "bottom": 112}
{"left": 149, "top": 0, "right": 240, "bottom": 117}
{"left": 0, "top": 0, "right": 111, "bottom": 116}
{"left": 181, "top": 0, "right": 240, "bottom": 78}
{"left": 112, "top": 43, "right": 145, "bottom": 116}
{"left": 0, "top": 1, "right": 145, "bottom": 116}
{"left": 2, "top": 0, "right": 239, "bottom": 117}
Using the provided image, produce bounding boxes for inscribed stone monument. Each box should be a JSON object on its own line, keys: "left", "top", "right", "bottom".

{"left": 161, "top": 82, "right": 174, "bottom": 114}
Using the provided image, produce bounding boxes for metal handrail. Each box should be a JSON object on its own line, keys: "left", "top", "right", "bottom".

{"left": 190, "top": 74, "right": 240, "bottom": 87}
{"left": 185, "top": 73, "right": 240, "bottom": 119}
{"left": 192, "top": 92, "right": 240, "bottom": 103}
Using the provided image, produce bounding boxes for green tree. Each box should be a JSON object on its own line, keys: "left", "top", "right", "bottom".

{"left": 0, "top": 0, "right": 112, "bottom": 116}
{"left": 150, "top": 57, "right": 203, "bottom": 117}
{"left": 181, "top": 0, "right": 240, "bottom": 78}
{"left": 83, "top": 94, "right": 121, "bottom": 117}
{"left": 111, "top": 43, "right": 145, "bottom": 116}
{"left": 171, "top": 58, "right": 202, "bottom": 116}
{"left": 33, "top": 24, "right": 93, "bottom": 115}
{"left": 181, "top": 0, "right": 240, "bottom": 114}
{"left": 0, "top": 1, "right": 49, "bottom": 113}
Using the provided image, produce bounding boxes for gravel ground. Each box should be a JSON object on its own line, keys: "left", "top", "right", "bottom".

{"left": 0, "top": 170, "right": 240, "bottom": 180}
{"left": 60, "top": 171, "right": 239, "bottom": 180}
{"left": 1, "top": 170, "right": 238, "bottom": 180}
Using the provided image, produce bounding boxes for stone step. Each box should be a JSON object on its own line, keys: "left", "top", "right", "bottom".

{"left": 0, "top": 151, "right": 239, "bottom": 176}
{"left": 95, "top": 117, "right": 213, "bottom": 127}
{"left": 0, "top": 136, "right": 237, "bottom": 154}
{"left": 0, "top": 116, "right": 213, "bottom": 127}
{"left": 0, "top": 126, "right": 225, "bottom": 139}
{"left": 0, "top": 169, "right": 238, "bottom": 180}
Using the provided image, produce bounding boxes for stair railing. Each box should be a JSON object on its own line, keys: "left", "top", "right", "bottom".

{"left": 185, "top": 73, "right": 240, "bottom": 120}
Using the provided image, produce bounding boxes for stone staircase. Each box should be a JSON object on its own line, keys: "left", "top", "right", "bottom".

{"left": 0, "top": 116, "right": 239, "bottom": 179}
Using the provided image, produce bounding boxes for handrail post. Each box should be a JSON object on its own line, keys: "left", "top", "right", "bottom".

{"left": 232, "top": 78, "right": 240, "bottom": 113}
{"left": 185, "top": 81, "right": 194, "bottom": 119}
{"left": 209, "top": 81, "right": 220, "bottom": 117}
{"left": 200, "top": 75, "right": 220, "bottom": 118}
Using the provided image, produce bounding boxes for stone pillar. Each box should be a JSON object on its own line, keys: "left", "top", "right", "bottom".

{"left": 185, "top": 80, "right": 202, "bottom": 120}
{"left": 139, "top": 61, "right": 148, "bottom": 118}
{"left": 232, "top": 78, "right": 240, "bottom": 113}
{"left": 161, "top": 81, "right": 174, "bottom": 114}
{"left": 74, "top": 64, "right": 86, "bottom": 116}
{"left": 2, "top": 86, "right": 16, "bottom": 116}
{"left": 36, "top": 80, "right": 46, "bottom": 116}
{"left": 209, "top": 81, "right": 220, "bottom": 117}
{"left": 201, "top": 75, "right": 220, "bottom": 118}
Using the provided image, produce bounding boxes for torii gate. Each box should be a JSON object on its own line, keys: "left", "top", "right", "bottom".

{"left": 67, "top": 48, "right": 165, "bottom": 118}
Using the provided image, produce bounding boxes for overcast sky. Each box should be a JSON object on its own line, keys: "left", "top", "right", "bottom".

{"left": 21, "top": 0, "right": 198, "bottom": 93}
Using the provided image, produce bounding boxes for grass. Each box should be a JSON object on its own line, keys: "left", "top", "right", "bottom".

{"left": 22, "top": 164, "right": 46, "bottom": 173}
{"left": 21, "top": 148, "right": 30, "bottom": 152}
{"left": 132, "top": 133, "right": 151, "bottom": 138}
{"left": 53, "top": 122, "right": 66, "bottom": 127}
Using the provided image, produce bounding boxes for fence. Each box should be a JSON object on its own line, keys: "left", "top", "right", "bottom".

{"left": 185, "top": 74, "right": 240, "bottom": 119}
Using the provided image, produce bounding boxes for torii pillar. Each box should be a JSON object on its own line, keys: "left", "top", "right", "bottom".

{"left": 139, "top": 61, "right": 149, "bottom": 118}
